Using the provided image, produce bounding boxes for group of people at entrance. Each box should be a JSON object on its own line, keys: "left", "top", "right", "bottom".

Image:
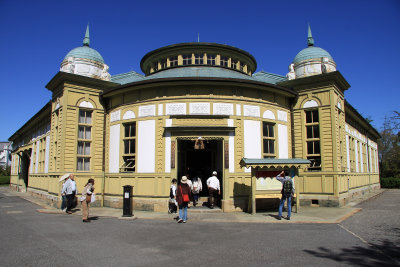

{"left": 169, "top": 170, "right": 294, "bottom": 222}
{"left": 61, "top": 174, "right": 95, "bottom": 223}
{"left": 169, "top": 171, "right": 221, "bottom": 223}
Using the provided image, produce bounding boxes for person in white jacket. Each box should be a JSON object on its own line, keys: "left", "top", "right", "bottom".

{"left": 192, "top": 172, "right": 203, "bottom": 206}
{"left": 61, "top": 174, "right": 77, "bottom": 214}
{"left": 207, "top": 171, "right": 220, "bottom": 209}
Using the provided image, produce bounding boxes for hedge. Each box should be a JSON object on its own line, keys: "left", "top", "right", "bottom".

{"left": 380, "top": 177, "right": 400, "bottom": 189}
{"left": 0, "top": 175, "right": 10, "bottom": 185}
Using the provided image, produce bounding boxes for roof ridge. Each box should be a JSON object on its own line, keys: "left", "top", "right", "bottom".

{"left": 253, "top": 71, "right": 286, "bottom": 79}
{"left": 111, "top": 71, "right": 144, "bottom": 79}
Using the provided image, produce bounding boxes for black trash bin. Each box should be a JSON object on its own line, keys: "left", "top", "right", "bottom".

{"left": 122, "top": 185, "right": 133, "bottom": 217}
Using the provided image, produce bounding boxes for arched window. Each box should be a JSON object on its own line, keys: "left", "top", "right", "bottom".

{"left": 77, "top": 109, "right": 92, "bottom": 171}
{"left": 305, "top": 109, "right": 321, "bottom": 171}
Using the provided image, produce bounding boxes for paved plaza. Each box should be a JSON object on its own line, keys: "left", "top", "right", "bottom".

{"left": 0, "top": 187, "right": 399, "bottom": 266}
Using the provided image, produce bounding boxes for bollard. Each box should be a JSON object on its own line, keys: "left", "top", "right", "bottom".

{"left": 122, "top": 185, "right": 133, "bottom": 217}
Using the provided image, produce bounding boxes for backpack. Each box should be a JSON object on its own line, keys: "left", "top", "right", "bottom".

{"left": 169, "top": 187, "right": 174, "bottom": 198}
{"left": 282, "top": 180, "right": 293, "bottom": 197}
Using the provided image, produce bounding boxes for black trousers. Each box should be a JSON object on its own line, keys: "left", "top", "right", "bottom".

{"left": 66, "top": 194, "right": 75, "bottom": 212}
{"left": 208, "top": 187, "right": 218, "bottom": 207}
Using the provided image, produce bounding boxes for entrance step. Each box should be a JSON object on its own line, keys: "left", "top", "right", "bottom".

{"left": 188, "top": 206, "right": 222, "bottom": 213}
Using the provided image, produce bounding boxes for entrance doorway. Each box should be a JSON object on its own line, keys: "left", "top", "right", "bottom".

{"left": 177, "top": 139, "right": 223, "bottom": 201}
{"left": 18, "top": 149, "right": 31, "bottom": 191}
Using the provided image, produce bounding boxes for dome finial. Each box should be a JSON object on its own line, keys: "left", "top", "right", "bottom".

{"left": 83, "top": 24, "right": 90, "bottom": 47}
{"left": 307, "top": 23, "right": 314, "bottom": 47}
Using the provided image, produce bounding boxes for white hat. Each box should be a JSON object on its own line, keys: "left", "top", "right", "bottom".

{"left": 181, "top": 176, "right": 188, "bottom": 184}
{"left": 212, "top": 171, "right": 217, "bottom": 176}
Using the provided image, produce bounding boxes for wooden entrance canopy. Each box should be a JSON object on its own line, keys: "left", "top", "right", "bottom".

{"left": 240, "top": 158, "right": 311, "bottom": 214}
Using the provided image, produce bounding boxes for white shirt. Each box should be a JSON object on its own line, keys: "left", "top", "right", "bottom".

{"left": 192, "top": 178, "right": 203, "bottom": 193}
{"left": 207, "top": 175, "right": 220, "bottom": 191}
{"left": 170, "top": 184, "right": 177, "bottom": 197}
{"left": 61, "top": 179, "right": 74, "bottom": 195}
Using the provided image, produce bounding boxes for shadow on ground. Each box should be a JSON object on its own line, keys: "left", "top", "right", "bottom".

{"left": 304, "top": 239, "right": 400, "bottom": 266}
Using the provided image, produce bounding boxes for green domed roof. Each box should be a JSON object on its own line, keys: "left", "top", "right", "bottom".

{"left": 293, "top": 46, "right": 333, "bottom": 64}
{"left": 293, "top": 24, "right": 334, "bottom": 64}
{"left": 64, "top": 46, "right": 104, "bottom": 63}
{"left": 63, "top": 25, "right": 104, "bottom": 64}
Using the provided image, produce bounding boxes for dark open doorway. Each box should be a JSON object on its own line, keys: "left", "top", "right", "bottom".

{"left": 177, "top": 139, "right": 223, "bottom": 199}
{"left": 18, "top": 149, "right": 31, "bottom": 191}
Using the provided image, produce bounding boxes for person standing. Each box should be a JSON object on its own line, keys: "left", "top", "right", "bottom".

{"left": 206, "top": 171, "right": 220, "bottom": 209}
{"left": 176, "top": 176, "right": 191, "bottom": 223}
{"left": 276, "top": 170, "right": 295, "bottom": 220}
{"left": 80, "top": 178, "right": 95, "bottom": 223}
{"left": 168, "top": 178, "right": 178, "bottom": 214}
{"left": 192, "top": 173, "right": 203, "bottom": 207}
{"left": 61, "top": 174, "right": 77, "bottom": 214}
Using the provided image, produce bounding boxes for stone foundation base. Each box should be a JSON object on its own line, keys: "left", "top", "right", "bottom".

{"left": 104, "top": 196, "right": 168, "bottom": 212}
{"left": 300, "top": 183, "right": 381, "bottom": 207}
{"left": 222, "top": 198, "right": 248, "bottom": 212}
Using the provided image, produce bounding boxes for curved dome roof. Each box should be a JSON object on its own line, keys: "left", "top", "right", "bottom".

{"left": 62, "top": 25, "right": 104, "bottom": 64}
{"left": 293, "top": 25, "right": 334, "bottom": 64}
{"left": 293, "top": 46, "right": 333, "bottom": 64}
{"left": 64, "top": 46, "right": 104, "bottom": 64}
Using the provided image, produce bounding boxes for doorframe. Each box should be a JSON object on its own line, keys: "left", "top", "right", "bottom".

{"left": 175, "top": 136, "right": 226, "bottom": 203}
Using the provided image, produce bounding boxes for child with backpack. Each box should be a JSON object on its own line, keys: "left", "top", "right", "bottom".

{"left": 276, "top": 170, "right": 295, "bottom": 220}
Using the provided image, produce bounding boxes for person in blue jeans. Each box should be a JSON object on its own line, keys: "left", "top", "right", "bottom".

{"left": 176, "top": 176, "right": 192, "bottom": 223}
{"left": 276, "top": 170, "right": 295, "bottom": 220}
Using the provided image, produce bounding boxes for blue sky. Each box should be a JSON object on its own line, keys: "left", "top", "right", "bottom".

{"left": 1, "top": 0, "right": 399, "bottom": 141}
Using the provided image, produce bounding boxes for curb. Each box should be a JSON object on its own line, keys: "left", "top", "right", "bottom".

{"left": 335, "top": 208, "right": 363, "bottom": 223}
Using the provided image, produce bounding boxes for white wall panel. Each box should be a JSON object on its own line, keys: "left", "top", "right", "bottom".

{"left": 165, "top": 131, "right": 171, "bottom": 173}
{"left": 359, "top": 142, "right": 363, "bottom": 172}
{"left": 44, "top": 136, "right": 50, "bottom": 173}
{"left": 229, "top": 132, "right": 235, "bottom": 173}
{"left": 35, "top": 141, "right": 40, "bottom": 173}
{"left": 244, "top": 120, "right": 261, "bottom": 172}
{"left": 138, "top": 120, "right": 155, "bottom": 173}
{"left": 109, "top": 124, "right": 120, "bottom": 173}
{"left": 29, "top": 148, "right": 34, "bottom": 174}
{"left": 355, "top": 139, "right": 359, "bottom": 172}
{"left": 278, "top": 124, "right": 288, "bottom": 158}
{"left": 346, "top": 136, "right": 350, "bottom": 172}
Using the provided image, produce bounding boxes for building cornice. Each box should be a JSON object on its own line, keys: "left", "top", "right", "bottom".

{"left": 46, "top": 72, "right": 118, "bottom": 92}
{"left": 345, "top": 100, "right": 381, "bottom": 139}
{"left": 9, "top": 101, "right": 52, "bottom": 142}
{"left": 102, "top": 77, "right": 297, "bottom": 99}
{"left": 277, "top": 71, "right": 350, "bottom": 93}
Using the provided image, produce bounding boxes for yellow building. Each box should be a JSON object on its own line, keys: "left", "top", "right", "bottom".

{"left": 9, "top": 26, "right": 380, "bottom": 212}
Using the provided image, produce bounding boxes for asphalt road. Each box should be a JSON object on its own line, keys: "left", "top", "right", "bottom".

{"left": 0, "top": 188, "right": 399, "bottom": 266}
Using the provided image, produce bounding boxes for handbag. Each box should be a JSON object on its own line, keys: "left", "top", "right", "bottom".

{"left": 85, "top": 194, "right": 91, "bottom": 203}
{"left": 180, "top": 186, "right": 190, "bottom": 202}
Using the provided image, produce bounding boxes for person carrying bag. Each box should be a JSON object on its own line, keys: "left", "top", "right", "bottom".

{"left": 176, "top": 176, "right": 192, "bottom": 223}
{"left": 80, "top": 178, "right": 95, "bottom": 223}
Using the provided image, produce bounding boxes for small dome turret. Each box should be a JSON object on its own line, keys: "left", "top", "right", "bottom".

{"left": 60, "top": 25, "right": 110, "bottom": 81}
{"left": 286, "top": 25, "right": 336, "bottom": 80}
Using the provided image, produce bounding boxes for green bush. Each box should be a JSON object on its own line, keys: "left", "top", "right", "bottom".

{"left": 380, "top": 177, "right": 400, "bottom": 189}
{"left": 0, "top": 175, "right": 10, "bottom": 185}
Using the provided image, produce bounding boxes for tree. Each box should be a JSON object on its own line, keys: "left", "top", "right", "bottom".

{"left": 378, "top": 111, "right": 400, "bottom": 178}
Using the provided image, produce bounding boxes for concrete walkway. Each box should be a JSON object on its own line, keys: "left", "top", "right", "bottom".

{"left": 2, "top": 187, "right": 386, "bottom": 224}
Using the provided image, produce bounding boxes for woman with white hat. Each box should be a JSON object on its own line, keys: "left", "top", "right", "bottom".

{"left": 176, "top": 176, "right": 192, "bottom": 223}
